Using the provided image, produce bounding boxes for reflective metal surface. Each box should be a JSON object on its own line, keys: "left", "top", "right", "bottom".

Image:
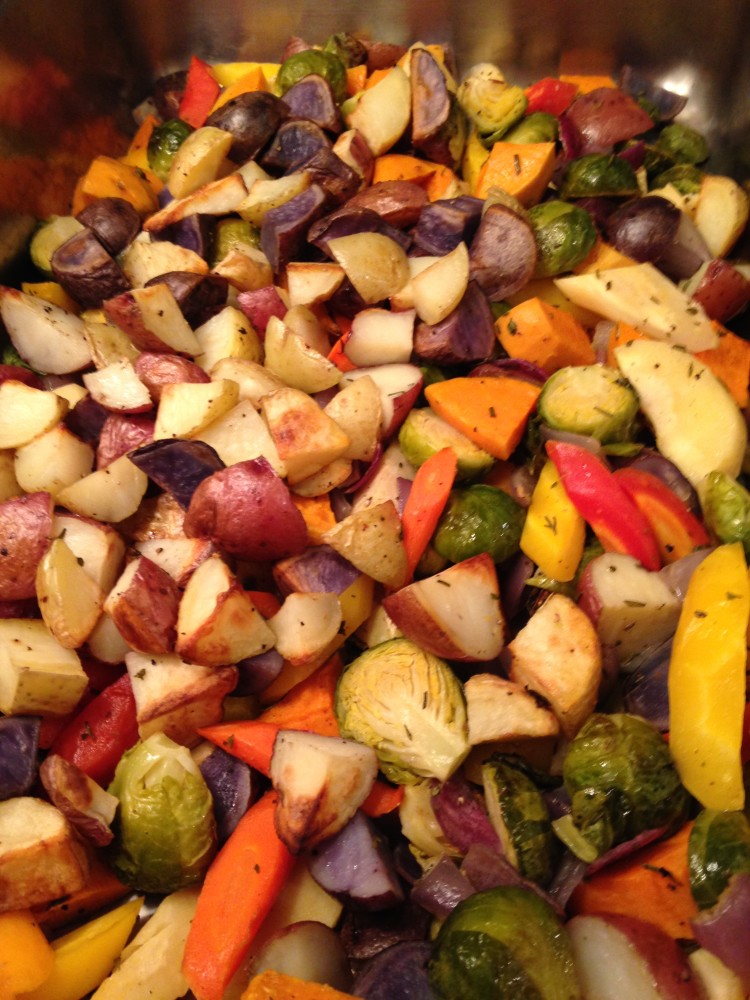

{"left": 0, "top": 0, "right": 748, "bottom": 268}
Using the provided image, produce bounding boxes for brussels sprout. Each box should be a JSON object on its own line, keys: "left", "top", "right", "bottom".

{"left": 528, "top": 201, "right": 597, "bottom": 278}
{"left": 650, "top": 163, "right": 703, "bottom": 195}
{"left": 29, "top": 215, "right": 85, "bottom": 276}
{"left": 537, "top": 365, "right": 640, "bottom": 443}
{"left": 335, "top": 638, "right": 470, "bottom": 785}
{"left": 108, "top": 732, "right": 216, "bottom": 893}
{"left": 323, "top": 31, "right": 368, "bottom": 68}
{"left": 503, "top": 111, "right": 559, "bottom": 144}
{"left": 656, "top": 122, "right": 710, "bottom": 165}
{"left": 561, "top": 712, "right": 689, "bottom": 858}
{"left": 457, "top": 63, "right": 527, "bottom": 142}
{"left": 399, "top": 408, "right": 495, "bottom": 480}
{"left": 211, "top": 217, "right": 261, "bottom": 265}
{"left": 482, "top": 755, "right": 556, "bottom": 885}
{"left": 699, "top": 471, "right": 750, "bottom": 558}
{"left": 275, "top": 49, "right": 348, "bottom": 104}
{"left": 689, "top": 809, "right": 750, "bottom": 909}
{"left": 1, "top": 342, "right": 34, "bottom": 371}
{"left": 558, "top": 153, "right": 639, "bottom": 199}
{"left": 428, "top": 886, "right": 582, "bottom": 1000}
{"left": 147, "top": 117, "right": 194, "bottom": 182}
{"left": 434, "top": 484, "right": 526, "bottom": 564}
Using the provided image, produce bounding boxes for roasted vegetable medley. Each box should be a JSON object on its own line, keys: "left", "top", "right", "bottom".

{"left": 1, "top": 28, "right": 750, "bottom": 1000}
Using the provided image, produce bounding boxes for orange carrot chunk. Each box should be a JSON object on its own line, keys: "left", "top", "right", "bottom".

{"left": 182, "top": 791, "right": 295, "bottom": 1000}
{"left": 401, "top": 447, "right": 457, "bottom": 580}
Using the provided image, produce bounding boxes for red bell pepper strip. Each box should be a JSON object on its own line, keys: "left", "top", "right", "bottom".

{"left": 401, "top": 446, "right": 458, "bottom": 581}
{"left": 545, "top": 441, "right": 661, "bottom": 571}
{"left": 524, "top": 77, "right": 578, "bottom": 116}
{"left": 182, "top": 790, "right": 295, "bottom": 1000}
{"left": 49, "top": 673, "right": 139, "bottom": 787}
{"left": 178, "top": 56, "right": 221, "bottom": 128}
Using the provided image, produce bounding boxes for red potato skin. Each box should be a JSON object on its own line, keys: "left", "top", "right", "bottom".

{"left": 690, "top": 259, "right": 750, "bottom": 323}
{"left": 183, "top": 458, "right": 309, "bottom": 561}
{"left": 236, "top": 285, "right": 287, "bottom": 338}
{"left": 0, "top": 491, "right": 53, "bottom": 600}
{"left": 96, "top": 413, "right": 155, "bottom": 469}
{"left": 0, "top": 365, "right": 43, "bottom": 390}
{"left": 133, "top": 352, "right": 210, "bottom": 402}
{"left": 594, "top": 913, "right": 701, "bottom": 1000}
{"left": 107, "top": 556, "right": 180, "bottom": 654}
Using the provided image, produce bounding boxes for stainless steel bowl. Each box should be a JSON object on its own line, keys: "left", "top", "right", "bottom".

{"left": 0, "top": 0, "right": 748, "bottom": 271}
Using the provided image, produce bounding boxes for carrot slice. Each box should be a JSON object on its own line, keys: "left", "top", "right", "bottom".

{"left": 401, "top": 447, "right": 457, "bottom": 580}
{"left": 425, "top": 376, "right": 541, "bottom": 461}
{"left": 259, "top": 654, "right": 343, "bottom": 735}
{"left": 695, "top": 323, "right": 750, "bottom": 409}
{"left": 182, "top": 791, "right": 295, "bottom": 1000}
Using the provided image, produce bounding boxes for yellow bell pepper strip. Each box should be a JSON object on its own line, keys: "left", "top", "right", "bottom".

{"left": 0, "top": 910, "right": 55, "bottom": 997}
{"left": 18, "top": 896, "right": 142, "bottom": 1000}
{"left": 520, "top": 458, "right": 586, "bottom": 582}
{"left": 668, "top": 543, "right": 749, "bottom": 811}
{"left": 545, "top": 441, "right": 661, "bottom": 570}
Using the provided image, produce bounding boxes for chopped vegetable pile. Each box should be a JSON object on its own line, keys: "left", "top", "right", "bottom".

{"left": 1, "top": 27, "right": 750, "bottom": 1000}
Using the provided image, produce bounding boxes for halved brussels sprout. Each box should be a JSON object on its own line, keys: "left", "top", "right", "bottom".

{"left": 211, "top": 217, "right": 261, "bottom": 265}
{"left": 457, "top": 63, "right": 527, "bottom": 143}
{"left": 656, "top": 122, "right": 710, "bottom": 165}
{"left": 147, "top": 117, "right": 194, "bottom": 181}
{"left": 688, "top": 809, "right": 750, "bottom": 909}
{"left": 276, "top": 48, "right": 348, "bottom": 104}
{"left": 29, "top": 215, "right": 85, "bottom": 276}
{"left": 335, "top": 638, "right": 470, "bottom": 785}
{"left": 558, "top": 153, "right": 639, "bottom": 199}
{"left": 322, "top": 31, "right": 367, "bottom": 68}
{"left": 108, "top": 732, "right": 216, "bottom": 893}
{"left": 428, "top": 886, "right": 581, "bottom": 1000}
{"left": 434, "top": 484, "right": 525, "bottom": 564}
{"left": 650, "top": 163, "right": 704, "bottom": 195}
{"left": 699, "top": 471, "right": 750, "bottom": 558}
{"left": 503, "top": 111, "right": 559, "bottom": 145}
{"left": 528, "top": 200, "right": 597, "bottom": 278}
{"left": 561, "top": 712, "right": 689, "bottom": 859}
{"left": 399, "top": 407, "right": 495, "bottom": 480}
{"left": 482, "top": 755, "right": 556, "bottom": 886}
{"left": 537, "top": 365, "right": 640, "bottom": 443}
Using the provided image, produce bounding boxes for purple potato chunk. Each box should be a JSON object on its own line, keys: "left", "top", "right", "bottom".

{"left": 205, "top": 90, "right": 290, "bottom": 163}
{"left": 144, "top": 270, "right": 229, "bottom": 327}
{"left": 469, "top": 202, "right": 538, "bottom": 301}
{"left": 308, "top": 810, "right": 404, "bottom": 910}
{"left": 309, "top": 206, "right": 411, "bottom": 256}
{"left": 273, "top": 544, "right": 360, "bottom": 596}
{"left": 413, "top": 195, "right": 483, "bottom": 255}
{"left": 604, "top": 195, "right": 681, "bottom": 263}
{"left": 295, "top": 146, "right": 361, "bottom": 206}
{"left": 347, "top": 181, "right": 429, "bottom": 230}
{"left": 51, "top": 228, "right": 129, "bottom": 309}
{"left": 352, "top": 941, "right": 434, "bottom": 999}
{"left": 153, "top": 213, "right": 212, "bottom": 258}
{"left": 413, "top": 280, "right": 495, "bottom": 364}
{"left": 0, "top": 716, "right": 40, "bottom": 799}
{"left": 281, "top": 73, "right": 343, "bottom": 133}
{"left": 152, "top": 69, "right": 187, "bottom": 120}
{"left": 235, "top": 648, "right": 284, "bottom": 695}
{"left": 260, "top": 183, "right": 328, "bottom": 272}
{"left": 76, "top": 197, "right": 141, "bottom": 256}
{"left": 261, "top": 118, "right": 332, "bottom": 174}
{"left": 198, "top": 745, "right": 255, "bottom": 844}
{"left": 129, "top": 438, "right": 225, "bottom": 508}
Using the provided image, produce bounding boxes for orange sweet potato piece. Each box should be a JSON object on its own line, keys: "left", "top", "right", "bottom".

{"left": 495, "top": 297, "right": 596, "bottom": 373}
{"left": 475, "top": 142, "right": 556, "bottom": 204}
{"left": 425, "top": 376, "right": 541, "bottom": 461}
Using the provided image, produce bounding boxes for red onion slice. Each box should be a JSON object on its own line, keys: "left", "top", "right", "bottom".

{"left": 692, "top": 873, "right": 750, "bottom": 988}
